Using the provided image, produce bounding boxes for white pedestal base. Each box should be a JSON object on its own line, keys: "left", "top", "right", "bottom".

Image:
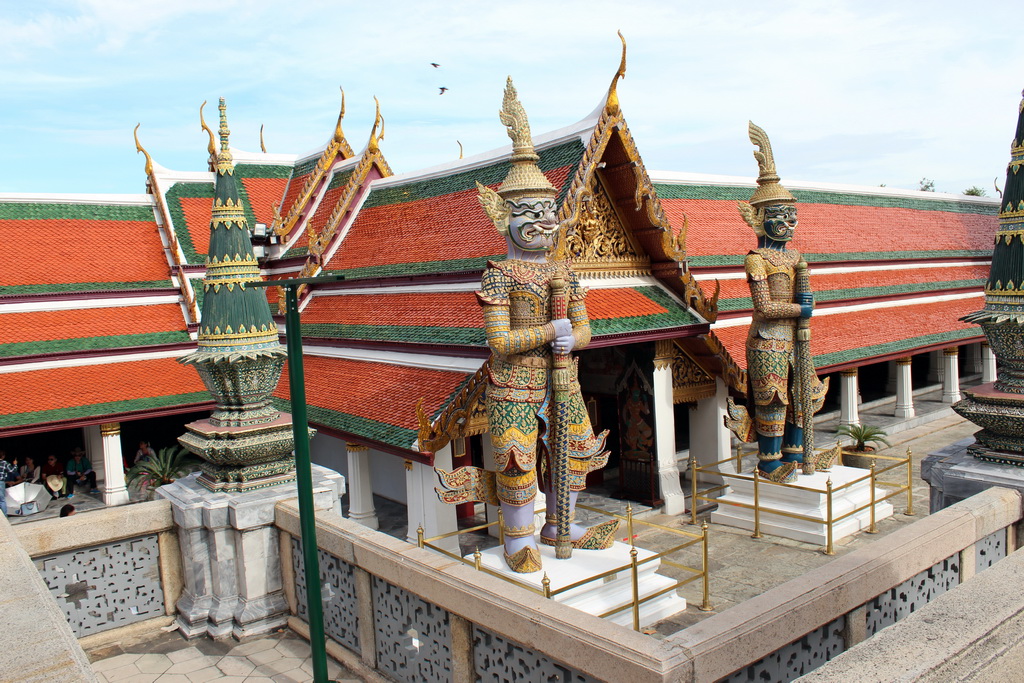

{"left": 710, "top": 465, "right": 894, "bottom": 545}
{"left": 474, "top": 540, "right": 686, "bottom": 628}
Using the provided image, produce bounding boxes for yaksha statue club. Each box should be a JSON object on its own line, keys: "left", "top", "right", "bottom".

{"left": 725, "top": 122, "right": 833, "bottom": 483}
{"left": 435, "top": 78, "right": 617, "bottom": 573}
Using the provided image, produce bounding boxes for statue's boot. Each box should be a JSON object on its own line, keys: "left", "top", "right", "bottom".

{"left": 539, "top": 489, "right": 619, "bottom": 550}
{"left": 757, "top": 435, "right": 798, "bottom": 483}
{"left": 781, "top": 424, "right": 804, "bottom": 465}
{"left": 500, "top": 502, "right": 542, "bottom": 573}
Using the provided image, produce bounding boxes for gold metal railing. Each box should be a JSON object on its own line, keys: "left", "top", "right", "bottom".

{"left": 417, "top": 502, "right": 712, "bottom": 632}
{"left": 689, "top": 445, "right": 914, "bottom": 555}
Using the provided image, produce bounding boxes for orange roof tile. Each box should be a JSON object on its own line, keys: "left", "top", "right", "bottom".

{"left": 2, "top": 304, "right": 187, "bottom": 345}
{"left": 0, "top": 219, "right": 168, "bottom": 286}
{"left": 241, "top": 177, "right": 289, "bottom": 227}
{"left": 0, "top": 357, "right": 206, "bottom": 416}
{"left": 179, "top": 196, "right": 213, "bottom": 258}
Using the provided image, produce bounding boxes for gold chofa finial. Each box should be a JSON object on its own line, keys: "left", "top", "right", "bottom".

{"left": 368, "top": 96, "right": 384, "bottom": 153}
{"left": 606, "top": 31, "right": 627, "bottom": 115}
{"left": 260, "top": 124, "right": 267, "bottom": 153}
{"left": 133, "top": 123, "right": 154, "bottom": 177}
{"left": 200, "top": 101, "right": 216, "bottom": 159}
{"left": 495, "top": 77, "right": 555, "bottom": 201}
{"left": 334, "top": 87, "right": 346, "bottom": 143}
{"left": 458, "top": 140, "right": 464, "bottom": 159}
{"left": 216, "top": 97, "right": 234, "bottom": 174}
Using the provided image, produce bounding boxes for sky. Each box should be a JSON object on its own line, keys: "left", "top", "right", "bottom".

{"left": 1, "top": 0, "right": 1021, "bottom": 196}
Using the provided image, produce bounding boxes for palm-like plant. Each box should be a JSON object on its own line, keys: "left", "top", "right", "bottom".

{"left": 126, "top": 446, "right": 199, "bottom": 489}
{"left": 835, "top": 424, "right": 891, "bottom": 452}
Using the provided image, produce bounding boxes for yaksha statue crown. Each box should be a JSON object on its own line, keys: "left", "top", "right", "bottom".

{"left": 434, "top": 78, "right": 617, "bottom": 573}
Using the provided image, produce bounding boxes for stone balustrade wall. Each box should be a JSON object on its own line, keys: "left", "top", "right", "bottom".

{"left": 13, "top": 499, "right": 182, "bottom": 639}
{"left": 276, "top": 486, "right": 1023, "bottom": 682}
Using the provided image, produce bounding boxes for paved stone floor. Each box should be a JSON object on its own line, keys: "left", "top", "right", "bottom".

{"left": 88, "top": 628, "right": 361, "bottom": 682}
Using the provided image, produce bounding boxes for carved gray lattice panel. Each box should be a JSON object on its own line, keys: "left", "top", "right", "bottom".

{"left": 291, "top": 537, "right": 360, "bottom": 653}
{"left": 718, "top": 616, "right": 845, "bottom": 683}
{"left": 473, "top": 626, "right": 601, "bottom": 683}
{"left": 976, "top": 528, "right": 1007, "bottom": 572}
{"left": 35, "top": 534, "right": 164, "bottom": 637}
{"left": 866, "top": 555, "right": 960, "bottom": 636}
{"left": 373, "top": 576, "right": 452, "bottom": 682}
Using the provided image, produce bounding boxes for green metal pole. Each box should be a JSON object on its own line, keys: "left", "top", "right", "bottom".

{"left": 284, "top": 284, "right": 330, "bottom": 683}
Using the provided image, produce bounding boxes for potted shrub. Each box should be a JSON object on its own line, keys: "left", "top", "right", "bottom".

{"left": 836, "top": 424, "right": 892, "bottom": 469}
{"left": 126, "top": 446, "right": 200, "bottom": 499}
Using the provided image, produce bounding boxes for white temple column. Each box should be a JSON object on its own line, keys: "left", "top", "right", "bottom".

{"left": 689, "top": 378, "right": 735, "bottom": 483}
{"left": 942, "top": 347, "right": 961, "bottom": 403}
{"left": 654, "top": 342, "right": 685, "bottom": 515}
{"left": 839, "top": 369, "right": 860, "bottom": 428}
{"left": 345, "top": 443, "right": 378, "bottom": 530}
{"left": 982, "top": 342, "right": 997, "bottom": 384}
{"left": 99, "top": 422, "right": 129, "bottom": 506}
{"left": 894, "top": 357, "right": 916, "bottom": 419}
{"left": 928, "top": 350, "right": 945, "bottom": 384}
{"left": 406, "top": 445, "right": 458, "bottom": 553}
{"left": 966, "top": 343, "right": 984, "bottom": 375}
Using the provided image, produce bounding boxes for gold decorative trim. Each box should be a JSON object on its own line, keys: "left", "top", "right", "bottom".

{"left": 896, "top": 357, "right": 913, "bottom": 365}
{"left": 100, "top": 422, "right": 121, "bottom": 436}
{"left": 551, "top": 43, "right": 717, "bottom": 322}
{"left": 271, "top": 87, "right": 355, "bottom": 237}
{"left": 133, "top": 124, "right": 154, "bottom": 178}
{"left": 346, "top": 443, "right": 368, "bottom": 453}
{"left": 944, "top": 347, "right": 960, "bottom": 356}
{"left": 700, "top": 332, "right": 747, "bottom": 395}
{"left": 417, "top": 362, "right": 490, "bottom": 453}
{"left": 199, "top": 101, "right": 216, "bottom": 164}
{"left": 671, "top": 345, "right": 716, "bottom": 404}
{"left": 841, "top": 368, "right": 858, "bottom": 377}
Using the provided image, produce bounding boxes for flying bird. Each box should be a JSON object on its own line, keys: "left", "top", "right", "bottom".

{"left": 430, "top": 62, "right": 441, "bottom": 68}
{"left": 439, "top": 87, "right": 448, "bottom": 95}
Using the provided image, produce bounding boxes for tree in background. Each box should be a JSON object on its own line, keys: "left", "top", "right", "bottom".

{"left": 919, "top": 178, "right": 935, "bottom": 192}
{"left": 963, "top": 186, "right": 987, "bottom": 196}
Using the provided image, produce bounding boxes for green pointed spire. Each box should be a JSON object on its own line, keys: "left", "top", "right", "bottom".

{"left": 190, "top": 97, "right": 283, "bottom": 357}
{"left": 963, "top": 91, "right": 1024, "bottom": 329}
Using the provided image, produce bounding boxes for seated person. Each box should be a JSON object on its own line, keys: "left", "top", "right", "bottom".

{"left": 135, "top": 440, "right": 156, "bottom": 467}
{"left": 19, "top": 455, "right": 41, "bottom": 485}
{"left": 42, "top": 454, "right": 68, "bottom": 499}
{"left": 67, "top": 450, "right": 98, "bottom": 495}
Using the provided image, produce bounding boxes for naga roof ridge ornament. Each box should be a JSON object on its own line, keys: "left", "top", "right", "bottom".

{"left": 133, "top": 123, "right": 154, "bottom": 178}
{"left": 200, "top": 101, "right": 217, "bottom": 168}
{"left": 367, "top": 95, "right": 384, "bottom": 154}
{"left": 737, "top": 121, "right": 797, "bottom": 235}
{"left": 335, "top": 87, "right": 347, "bottom": 145}
{"left": 605, "top": 30, "right": 627, "bottom": 116}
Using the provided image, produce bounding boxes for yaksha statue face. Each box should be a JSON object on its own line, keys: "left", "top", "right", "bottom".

{"left": 507, "top": 197, "right": 559, "bottom": 252}
{"left": 762, "top": 203, "right": 798, "bottom": 242}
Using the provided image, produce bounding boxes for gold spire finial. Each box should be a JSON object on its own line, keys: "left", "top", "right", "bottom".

{"left": 606, "top": 31, "right": 627, "bottom": 115}
{"left": 259, "top": 124, "right": 267, "bottom": 153}
{"left": 199, "top": 101, "right": 216, "bottom": 160}
{"left": 216, "top": 97, "right": 234, "bottom": 175}
{"left": 334, "top": 87, "right": 346, "bottom": 144}
{"left": 368, "top": 96, "right": 384, "bottom": 153}
{"left": 495, "top": 77, "right": 555, "bottom": 201}
{"left": 133, "top": 123, "right": 154, "bottom": 177}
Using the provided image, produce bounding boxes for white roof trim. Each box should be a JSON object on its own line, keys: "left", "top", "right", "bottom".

{"left": 0, "top": 192, "right": 154, "bottom": 206}
{"left": 650, "top": 171, "right": 1001, "bottom": 205}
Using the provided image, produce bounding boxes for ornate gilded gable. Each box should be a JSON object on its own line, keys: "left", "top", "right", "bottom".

{"left": 564, "top": 175, "right": 650, "bottom": 276}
